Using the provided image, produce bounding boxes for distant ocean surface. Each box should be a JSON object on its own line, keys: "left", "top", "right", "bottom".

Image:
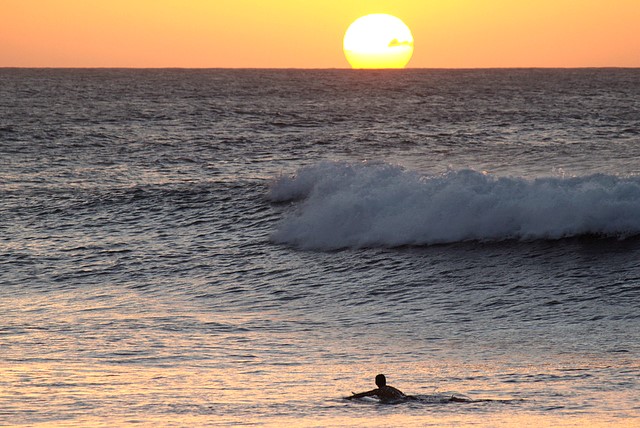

{"left": 1, "top": 68, "right": 639, "bottom": 427}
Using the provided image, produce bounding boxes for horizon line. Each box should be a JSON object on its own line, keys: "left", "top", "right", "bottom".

{"left": 2, "top": 66, "right": 639, "bottom": 71}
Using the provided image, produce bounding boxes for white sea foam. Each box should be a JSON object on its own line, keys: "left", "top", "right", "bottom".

{"left": 269, "top": 161, "right": 640, "bottom": 249}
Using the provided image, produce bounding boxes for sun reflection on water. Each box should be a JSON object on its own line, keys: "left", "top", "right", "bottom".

{"left": 1, "top": 286, "right": 638, "bottom": 426}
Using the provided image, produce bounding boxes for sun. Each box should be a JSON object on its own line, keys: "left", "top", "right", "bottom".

{"left": 343, "top": 14, "right": 414, "bottom": 69}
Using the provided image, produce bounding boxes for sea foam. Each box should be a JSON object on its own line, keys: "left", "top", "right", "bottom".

{"left": 269, "top": 161, "right": 640, "bottom": 250}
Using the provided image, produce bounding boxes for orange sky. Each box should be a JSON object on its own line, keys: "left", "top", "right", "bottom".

{"left": 1, "top": 0, "right": 639, "bottom": 68}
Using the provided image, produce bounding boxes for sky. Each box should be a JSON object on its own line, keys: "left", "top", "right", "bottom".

{"left": 1, "top": 0, "right": 639, "bottom": 68}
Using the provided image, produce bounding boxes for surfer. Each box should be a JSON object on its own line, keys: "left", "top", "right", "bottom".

{"left": 345, "top": 374, "right": 471, "bottom": 403}
{"left": 345, "top": 374, "right": 411, "bottom": 402}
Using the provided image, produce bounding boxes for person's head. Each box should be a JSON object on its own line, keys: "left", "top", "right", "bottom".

{"left": 375, "top": 374, "right": 386, "bottom": 387}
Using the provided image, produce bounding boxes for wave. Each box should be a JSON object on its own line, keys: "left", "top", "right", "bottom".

{"left": 268, "top": 161, "right": 640, "bottom": 250}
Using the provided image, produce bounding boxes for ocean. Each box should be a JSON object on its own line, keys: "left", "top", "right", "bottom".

{"left": 1, "top": 68, "right": 639, "bottom": 427}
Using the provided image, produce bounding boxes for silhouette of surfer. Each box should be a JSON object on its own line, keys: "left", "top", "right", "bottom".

{"left": 345, "top": 374, "right": 411, "bottom": 402}
{"left": 345, "top": 374, "right": 470, "bottom": 403}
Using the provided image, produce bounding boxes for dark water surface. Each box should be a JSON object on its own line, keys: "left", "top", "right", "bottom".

{"left": 1, "top": 69, "right": 639, "bottom": 427}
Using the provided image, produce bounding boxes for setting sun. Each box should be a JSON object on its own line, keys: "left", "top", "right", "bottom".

{"left": 1, "top": 1, "right": 639, "bottom": 68}
{"left": 343, "top": 14, "right": 414, "bottom": 69}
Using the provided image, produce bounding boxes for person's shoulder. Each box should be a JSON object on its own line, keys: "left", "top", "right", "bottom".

{"left": 380, "top": 385, "right": 405, "bottom": 397}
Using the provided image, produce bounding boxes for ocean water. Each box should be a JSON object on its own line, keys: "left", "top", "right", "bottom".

{"left": 1, "top": 68, "right": 639, "bottom": 427}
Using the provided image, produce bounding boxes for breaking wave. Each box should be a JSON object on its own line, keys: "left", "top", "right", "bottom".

{"left": 269, "top": 161, "right": 640, "bottom": 250}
